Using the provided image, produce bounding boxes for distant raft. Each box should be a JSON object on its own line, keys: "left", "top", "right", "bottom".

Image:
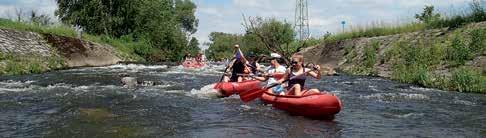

{"left": 183, "top": 60, "right": 205, "bottom": 68}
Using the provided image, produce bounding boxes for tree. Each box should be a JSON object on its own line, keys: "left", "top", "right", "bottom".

{"left": 187, "top": 37, "right": 201, "bottom": 55}
{"left": 415, "top": 6, "right": 441, "bottom": 23}
{"left": 205, "top": 32, "right": 243, "bottom": 61}
{"left": 175, "top": 0, "right": 199, "bottom": 37}
{"left": 243, "top": 17, "right": 295, "bottom": 62}
{"left": 55, "top": 0, "right": 199, "bottom": 62}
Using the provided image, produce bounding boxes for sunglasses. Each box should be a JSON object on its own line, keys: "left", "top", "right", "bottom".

{"left": 291, "top": 61, "right": 299, "bottom": 65}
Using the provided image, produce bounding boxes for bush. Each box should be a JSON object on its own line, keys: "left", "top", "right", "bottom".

{"left": 427, "top": 0, "right": 486, "bottom": 29}
{"left": 451, "top": 67, "right": 486, "bottom": 93}
{"left": 469, "top": 29, "right": 486, "bottom": 54}
{"left": 363, "top": 41, "right": 379, "bottom": 68}
{"left": 446, "top": 35, "right": 473, "bottom": 65}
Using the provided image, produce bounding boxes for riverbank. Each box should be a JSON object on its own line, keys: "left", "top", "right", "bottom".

{"left": 0, "top": 19, "right": 144, "bottom": 75}
{"left": 302, "top": 21, "right": 486, "bottom": 93}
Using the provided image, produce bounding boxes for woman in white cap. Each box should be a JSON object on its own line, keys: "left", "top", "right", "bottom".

{"left": 255, "top": 53, "right": 287, "bottom": 95}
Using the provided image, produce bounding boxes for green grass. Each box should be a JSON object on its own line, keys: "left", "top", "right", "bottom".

{"left": 0, "top": 18, "right": 144, "bottom": 61}
{"left": 385, "top": 34, "right": 485, "bottom": 93}
{"left": 451, "top": 67, "right": 486, "bottom": 93}
{"left": 0, "top": 18, "right": 77, "bottom": 37}
{"left": 321, "top": 23, "right": 426, "bottom": 43}
{"left": 317, "top": 1, "right": 486, "bottom": 44}
{"left": 0, "top": 53, "right": 64, "bottom": 76}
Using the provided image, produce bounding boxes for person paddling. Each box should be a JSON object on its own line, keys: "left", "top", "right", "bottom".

{"left": 255, "top": 53, "right": 287, "bottom": 95}
{"left": 223, "top": 45, "right": 249, "bottom": 82}
{"left": 184, "top": 53, "right": 193, "bottom": 61}
{"left": 195, "top": 52, "right": 206, "bottom": 63}
{"left": 246, "top": 52, "right": 262, "bottom": 74}
{"left": 277, "top": 53, "right": 322, "bottom": 96}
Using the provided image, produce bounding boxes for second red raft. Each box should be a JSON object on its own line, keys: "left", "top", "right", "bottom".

{"left": 214, "top": 80, "right": 262, "bottom": 97}
{"left": 261, "top": 90, "right": 342, "bottom": 119}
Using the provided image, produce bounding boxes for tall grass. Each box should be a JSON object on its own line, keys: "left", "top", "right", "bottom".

{"left": 0, "top": 18, "right": 77, "bottom": 37}
{"left": 0, "top": 53, "right": 64, "bottom": 75}
{"left": 322, "top": 23, "right": 426, "bottom": 43}
{"left": 451, "top": 67, "right": 486, "bottom": 93}
{"left": 0, "top": 19, "right": 144, "bottom": 61}
{"left": 318, "top": 0, "right": 486, "bottom": 43}
{"left": 429, "top": 0, "right": 486, "bottom": 29}
{"left": 385, "top": 34, "right": 485, "bottom": 93}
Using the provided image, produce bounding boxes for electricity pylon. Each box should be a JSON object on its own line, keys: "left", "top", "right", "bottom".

{"left": 294, "top": 0, "right": 310, "bottom": 40}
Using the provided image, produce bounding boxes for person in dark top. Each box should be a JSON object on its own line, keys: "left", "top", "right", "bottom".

{"left": 223, "top": 45, "right": 249, "bottom": 82}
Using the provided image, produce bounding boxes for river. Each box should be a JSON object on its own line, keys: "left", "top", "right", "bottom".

{"left": 0, "top": 63, "right": 485, "bottom": 137}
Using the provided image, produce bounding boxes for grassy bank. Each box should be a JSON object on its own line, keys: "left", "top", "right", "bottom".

{"left": 342, "top": 25, "right": 486, "bottom": 93}
{"left": 318, "top": 1, "right": 486, "bottom": 93}
{"left": 0, "top": 18, "right": 144, "bottom": 61}
{"left": 0, "top": 53, "right": 64, "bottom": 75}
{"left": 318, "top": 0, "right": 486, "bottom": 44}
{"left": 0, "top": 19, "right": 147, "bottom": 75}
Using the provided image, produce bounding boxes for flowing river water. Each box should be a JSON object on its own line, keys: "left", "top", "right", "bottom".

{"left": 0, "top": 63, "right": 485, "bottom": 137}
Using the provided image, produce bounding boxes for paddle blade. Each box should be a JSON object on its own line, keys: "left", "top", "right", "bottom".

{"left": 240, "top": 88, "right": 266, "bottom": 103}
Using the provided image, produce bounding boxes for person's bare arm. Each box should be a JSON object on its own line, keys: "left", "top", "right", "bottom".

{"left": 307, "top": 65, "right": 321, "bottom": 79}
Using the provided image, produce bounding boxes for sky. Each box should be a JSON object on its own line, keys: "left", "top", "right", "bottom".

{"left": 0, "top": 0, "right": 476, "bottom": 49}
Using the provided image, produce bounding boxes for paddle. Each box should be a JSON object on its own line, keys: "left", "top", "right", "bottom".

{"left": 239, "top": 67, "right": 317, "bottom": 103}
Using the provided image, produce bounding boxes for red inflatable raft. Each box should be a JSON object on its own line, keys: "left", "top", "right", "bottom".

{"left": 261, "top": 90, "right": 342, "bottom": 119}
{"left": 183, "top": 60, "right": 205, "bottom": 68}
{"left": 214, "top": 80, "right": 262, "bottom": 97}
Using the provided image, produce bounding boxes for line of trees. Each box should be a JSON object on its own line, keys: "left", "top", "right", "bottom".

{"left": 206, "top": 17, "right": 311, "bottom": 62}
{"left": 55, "top": 0, "right": 200, "bottom": 62}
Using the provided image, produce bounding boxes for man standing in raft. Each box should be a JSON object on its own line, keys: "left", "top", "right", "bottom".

{"left": 277, "top": 53, "right": 321, "bottom": 96}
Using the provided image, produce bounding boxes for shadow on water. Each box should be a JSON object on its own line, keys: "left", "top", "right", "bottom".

{"left": 0, "top": 63, "right": 485, "bottom": 137}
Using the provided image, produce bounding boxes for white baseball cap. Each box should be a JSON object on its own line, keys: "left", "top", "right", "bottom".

{"left": 270, "top": 53, "right": 282, "bottom": 58}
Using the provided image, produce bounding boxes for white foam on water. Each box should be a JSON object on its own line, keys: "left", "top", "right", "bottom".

{"left": 361, "top": 93, "right": 430, "bottom": 101}
{"left": 189, "top": 83, "right": 222, "bottom": 99}
{"left": 0, "top": 80, "right": 36, "bottom": 92}
{"left": 87, "top": 64, "right": 168, "bottom": 73}
{"left": 390, "top": 113, "right": 425, "bottom": 118}
{"left": 0, "top": 87, "right": 32, "bottom": 92}
{"left": 104, "top": 64, "right": 168, "bottom": 70}
{"left": 409, "top": 86, "right": 443, "bottom": 92}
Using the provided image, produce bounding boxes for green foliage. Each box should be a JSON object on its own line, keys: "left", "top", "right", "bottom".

{"left": 0, "top": 53, "right": 63, "bottom": 76}
{"left": 321, "top": 23, "right": 426, "bottom": 43}
{"left": 205, "top": 32, "right": 243, "bottom": 61}
{"left": 244, "top": 17, "right": 295, "bottom": 60}
{"left": 451, "top": 67, "right": 486, "bottom": 93}
{"left": 427, "top": 0, "right": 486, "bottom": 29}
{"left": 415, "top": 6, "right": 441, "bottom": 24}
{"left": 363, "top": 41, "right": 379, "bottom": 68}
{"left": 446, "top": 35, "right": 473, "bottom": 65}
{"left": 0, "top": 18, "right": 77, "bottom": 37}
{"left": 55, "top": 0, "right": 199, "bottom": 62}
{"left": 469, "top": 28, "right": 486, "bottom": 54}
{"left": 345, "top": 41, "right": 380, "bottom": 75}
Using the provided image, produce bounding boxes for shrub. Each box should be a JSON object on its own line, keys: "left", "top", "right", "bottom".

{"left": 363, "top": 41, "right": 379, "bottom": 68}
{"left": 451, "top": 67, "right": 486, "bottom": 93}
{"left": 447, "top": 35, "right": 472, "bottom": 65}
{"left": 469, "top": 29, "right": 486, "bottom": 54}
